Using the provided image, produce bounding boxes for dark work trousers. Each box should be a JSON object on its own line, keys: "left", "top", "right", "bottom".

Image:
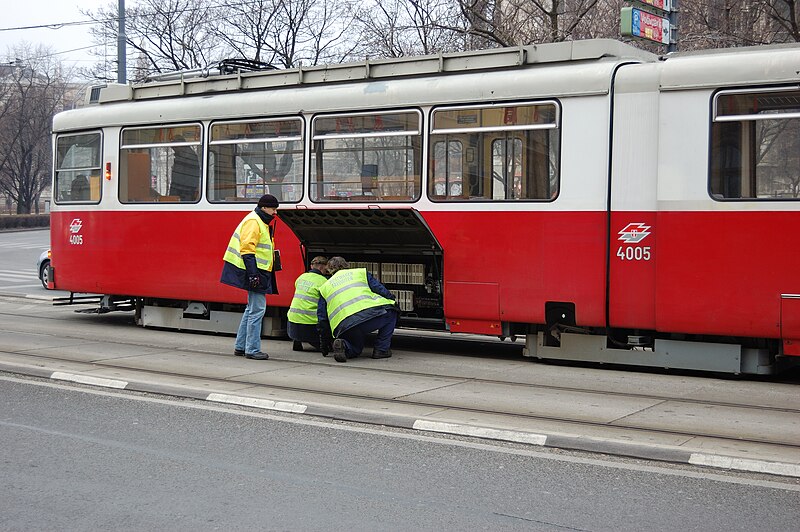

{"left": 339, "top": 310, "right": 397, "bottom": 356}
{"left": 287, "top": 321, "right": 321, "bottom": 349}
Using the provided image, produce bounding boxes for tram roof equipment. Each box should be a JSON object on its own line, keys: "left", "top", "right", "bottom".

{"left": 87, "top": 39, "right": 657, "bottom": 105}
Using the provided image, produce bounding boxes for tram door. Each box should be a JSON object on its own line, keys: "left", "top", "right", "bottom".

{"left": 429, "top": 102, "right": 562, "bottom": 334}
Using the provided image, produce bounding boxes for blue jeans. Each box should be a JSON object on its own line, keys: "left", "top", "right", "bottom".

{"left": 235, "top": 291, "right": 267, "bottom": 354}
{"left": 340, "top": 311, "right": 397, "bottom": 356}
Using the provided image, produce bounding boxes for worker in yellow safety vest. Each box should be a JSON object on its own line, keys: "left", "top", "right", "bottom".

{"left": 317, "top": 256, "right": 399, "bottom": 363}
{"left": 220, "top": 194, "right": 279, "bottom": 360}
{"left": 287, "top": 256, "right": 329, "bottom": 352}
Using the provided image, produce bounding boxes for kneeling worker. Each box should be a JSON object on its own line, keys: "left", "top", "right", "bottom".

{"left": 317, "top": 256, "right": 398, "bottom": 363}
{"left": 287, "top": 256, "right": 329, "bottom": 352}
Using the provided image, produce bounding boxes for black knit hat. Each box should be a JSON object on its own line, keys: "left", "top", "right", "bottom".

{"left": 257, "top": 194, "right": 279, "bottom": 208}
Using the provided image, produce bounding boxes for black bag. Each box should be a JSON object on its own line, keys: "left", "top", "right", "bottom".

{"left": 272, "top": 249, "right": 282, "bottom": 272}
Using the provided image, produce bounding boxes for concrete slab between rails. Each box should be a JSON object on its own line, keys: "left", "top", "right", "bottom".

{"left": 1, "top": 352, "right": 799, "bottom": 479}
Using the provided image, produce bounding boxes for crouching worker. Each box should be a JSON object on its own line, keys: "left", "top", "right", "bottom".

{"left": 286, "top": 256, "right": 328, "bottom": 352}
{"left": 317, "top": 256, "right": 399, "bottom": 363}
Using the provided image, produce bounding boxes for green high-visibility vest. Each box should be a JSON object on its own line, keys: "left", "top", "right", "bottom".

{"left": 319, "top": 268, "right": 394, "bottom": 331}
{"left": 222, "top": 211, "right": 274, "bottom": 271}
{"left": 287, "top": 271, "right": 327, "bottom": 324}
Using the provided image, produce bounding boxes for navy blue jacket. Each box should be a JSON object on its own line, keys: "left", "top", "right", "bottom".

{"left": 317, "top": 272, "right": 395, "bottom": 337}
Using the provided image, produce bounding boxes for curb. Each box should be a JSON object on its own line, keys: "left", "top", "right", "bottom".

{"left": 5, "top": 363, "right": 800, "bottom": 479}
{"left": 0, "top": 226, "right": 50, "bottom": 234}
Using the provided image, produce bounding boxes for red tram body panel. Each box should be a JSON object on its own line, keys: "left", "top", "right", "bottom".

{"left": 426, "top": 210, "right": 608, "bottom": 330}
{"left": 655, "top": 210, "right": 798, "bottom": 339}
{"left": 51, "top": 211, "right": 303, "bottom": 306}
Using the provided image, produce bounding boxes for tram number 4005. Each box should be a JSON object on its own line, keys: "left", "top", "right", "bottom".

{"left": 617, "top": 246, "right": 651, "bottom": 261}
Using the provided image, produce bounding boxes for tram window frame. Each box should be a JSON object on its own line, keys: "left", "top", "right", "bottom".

{"left": 710, "top": 87, "right": 800, "bottom": 201}
{"left": 428, "top": 101, "right": 561, "bottom": 202}
{"left": 208, "top": 117, "right": 304, "bottom": 204}
{"left": 118, "top": 123, "right": 202, "bottom": 204}
{"left": 309, "top": 109, "right": 423, "bottom": 202}
{"left": 54, "top": 132, "right": 103, "bottom": 205}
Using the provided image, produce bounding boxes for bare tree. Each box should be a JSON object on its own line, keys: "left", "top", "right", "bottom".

{"left": 284, "top": 0, "right": 360, "bottom": 66}
{"left": 82, "top": 0, "right": 227, "bottom": 81}
{"left": 0, "top": 45, "right": 73, "bottom": 214}
{"left": 68, "top": 0, "right": 800, "bottom": 85}
{"left": 350, "top": 0, "right": 467, "bottom": 58}
{"left": 209, "top": 0, "right": 361, "bottom": 68}
{"left": 680, "top": 1, "right": 774, "bottom": 48}
{"left": 209, "top": 0, "right": 282, "bottom": 65}
{"left": 83, "top": 0, "right": 360, "bottom": 79}
{"left": 757, "top": 0, "right": 800, "bottom": 42}
{"left": 457, "top": 0, "right": 602, "bottom": 47}
{"left": 235, "top": 0, "right": 358, "bottom": 67}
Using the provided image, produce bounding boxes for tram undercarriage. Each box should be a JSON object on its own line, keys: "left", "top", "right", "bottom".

{"left": 525, "top": 330, "right": 782, "bottom": 375}
{"left": 58, "top": 287, "right": 792, "bottom": 375}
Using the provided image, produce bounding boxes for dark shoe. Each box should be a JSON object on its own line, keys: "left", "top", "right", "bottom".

{"left": 292, "top": 340, "right": 304, "bottom": 352}
{"left": 332, "top": 339, "right": 347, "bottom": 363}
{"left": 371, "top": 348, "right": 391, "bottom": 359}
{"left": 234, "top": 349, "right": 245, "bottom": 357}
{"left": 245, "top": 351, "right": 269, "bottom": 360}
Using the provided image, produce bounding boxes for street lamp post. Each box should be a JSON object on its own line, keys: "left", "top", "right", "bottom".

{"left": 117, "top": 0, "right": 126, "bottom": 83}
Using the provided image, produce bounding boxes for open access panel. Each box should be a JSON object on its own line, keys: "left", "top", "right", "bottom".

{"left": 279, "top": 208, "right": 445, "bottom": 329}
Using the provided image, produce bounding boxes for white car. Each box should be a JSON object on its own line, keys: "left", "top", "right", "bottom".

{"left": 37, "top": 249, "right": 51, "bottom": 289}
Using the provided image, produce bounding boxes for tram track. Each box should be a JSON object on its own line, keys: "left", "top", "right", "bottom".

{"left": 1, "top": 297, "right": 799, "bottom": 451}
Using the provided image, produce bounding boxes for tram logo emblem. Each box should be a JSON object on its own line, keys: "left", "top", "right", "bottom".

{"left": 618, "top": 223, "right": 650, "bottom": 243}
{"left": 69, "top": 218, "right": 83, "bottom": 234}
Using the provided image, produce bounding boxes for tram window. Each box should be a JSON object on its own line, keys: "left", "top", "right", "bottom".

{"left": 431, "top": 140, "right": 463, "bottom": 197}
{"left": 310, "top": 110, "right": 422, "bottom": 202}
{"left": 429, "top": 102, "right": 560, "bottom": 201}
{"left": 119, "top": 124, "right": 201, "bottom": 203}
{"left": 54, "top": 133, "right": 102, "bottom": 204}
{"left": 711, "top": 88, "right": 800, "bottom": 200}
{"left": 492, "top": 138, "right": 524, "bottom": 199}
{"left": 208, "top": 118, "right": 303, "bottom": 203}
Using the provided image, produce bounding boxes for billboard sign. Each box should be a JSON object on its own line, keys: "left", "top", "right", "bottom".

{"left": 620, "top": 7, "right": 670, "bottom": 45}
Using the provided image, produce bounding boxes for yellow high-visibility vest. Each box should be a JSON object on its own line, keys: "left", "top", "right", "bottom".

{"left": 222, "top": 211, "right": 274, "bottom": 271}
{"left": 319, "top": 268, "right": 394, "bottom": 331}
{"left": 287, "top": 271, "right": 327, "bottom": 324}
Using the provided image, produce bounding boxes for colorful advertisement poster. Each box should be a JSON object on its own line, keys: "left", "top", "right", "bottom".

{"left": 621, "top": 7, "right": 671, "bottom": 45}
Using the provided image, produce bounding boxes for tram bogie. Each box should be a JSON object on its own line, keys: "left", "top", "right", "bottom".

{"left": 524, "top": 332, "right": 776, "bottom": 375}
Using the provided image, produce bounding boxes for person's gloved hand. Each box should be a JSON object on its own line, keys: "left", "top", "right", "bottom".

{"left": 248, "top": 275, "right": 260, "bottom": 289}
{"left": 318, "top": 322, "right": 333, "bottom": 357}
{"left": 319, "top": 336, "right": 330, "bottom": 357}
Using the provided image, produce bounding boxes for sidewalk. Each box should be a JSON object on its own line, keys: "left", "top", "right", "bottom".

{"left": 1, "top": 319, "right": 798, "bottom": 479}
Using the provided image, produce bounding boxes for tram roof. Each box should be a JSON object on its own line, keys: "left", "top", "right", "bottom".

{"left": 659, "top": 42, "right": 800, "bottom": 90}
{"left": 88, "top": 39, "right": 657, "bottom": 105}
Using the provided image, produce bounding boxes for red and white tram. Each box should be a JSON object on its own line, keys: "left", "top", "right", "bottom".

{"left": 50, "top": 40, "right": 800, "bottom": 374}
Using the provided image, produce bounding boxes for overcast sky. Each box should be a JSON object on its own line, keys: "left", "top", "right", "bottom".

{"left": 0, "top": 1, "right": 113, "bottom": 67}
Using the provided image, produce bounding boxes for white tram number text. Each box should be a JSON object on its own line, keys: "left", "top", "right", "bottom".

{"left": 69, "top": 234, "right": 83, "bottom": 245}
{"left": 617, "top": 246, "right": 650, "bottom": 261}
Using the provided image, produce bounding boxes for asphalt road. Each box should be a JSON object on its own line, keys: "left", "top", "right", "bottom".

{"left": 0, "top": 228, "right": 70, "bottom": 299}
{"left": 2, "top": 374, "right": 798, "bottom": 531}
